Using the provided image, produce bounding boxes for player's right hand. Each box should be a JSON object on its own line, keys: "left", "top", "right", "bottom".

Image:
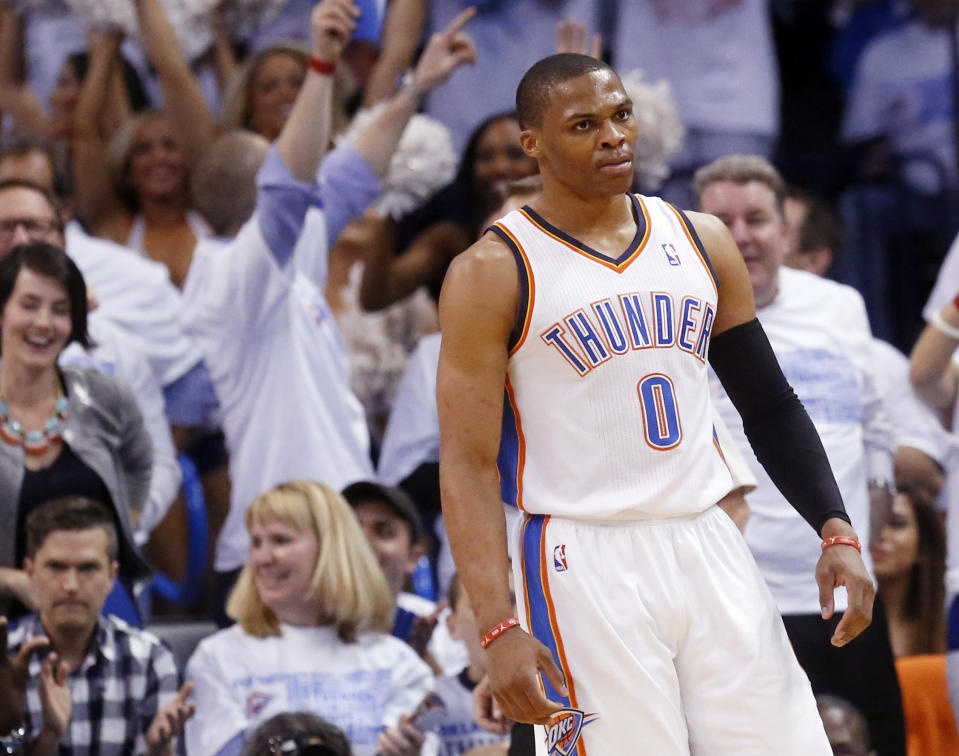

{"left": 484, "top": 628, "right": 567, "bottom": 725}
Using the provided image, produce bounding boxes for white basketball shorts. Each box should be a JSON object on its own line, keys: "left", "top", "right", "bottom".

{"left": 508, "top": 505, "right": 831, "bottom": 755}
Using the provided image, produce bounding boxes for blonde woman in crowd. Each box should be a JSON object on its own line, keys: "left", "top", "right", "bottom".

{"left": 185, "top": 481, "right": 439, "bottom": 756}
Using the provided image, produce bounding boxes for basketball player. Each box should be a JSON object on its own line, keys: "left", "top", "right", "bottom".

{"left": 437, "top": 53, "right": 874, "bottom": 755}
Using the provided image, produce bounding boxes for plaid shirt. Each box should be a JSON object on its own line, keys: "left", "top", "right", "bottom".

{"left": 8, "top": 614, "right": 179, "bottom": 756}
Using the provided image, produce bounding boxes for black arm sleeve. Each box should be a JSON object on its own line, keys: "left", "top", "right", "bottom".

{"left": 708, "top": 318, "right": 850, "bottom": 535}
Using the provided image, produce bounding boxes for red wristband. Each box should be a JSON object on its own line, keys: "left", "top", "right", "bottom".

{"left": 952, "top": 292, "right": 959, "bottom": 310}
{"left": 307, "top": 56, "right": 336, "bottom": 75}
{"left": 821, "top": 535, "right": 861, "bottom": 554}
{"left": 480, "top": 617, "right": 520, "bottom": 649}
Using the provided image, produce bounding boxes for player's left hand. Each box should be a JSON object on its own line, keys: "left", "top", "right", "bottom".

{"left": 816, "top": 519, "right": 874, "bottom": 647}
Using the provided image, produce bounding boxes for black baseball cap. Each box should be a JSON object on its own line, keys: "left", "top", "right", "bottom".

{"left": 341, "top": 481, "right": 424, "bottom": 543}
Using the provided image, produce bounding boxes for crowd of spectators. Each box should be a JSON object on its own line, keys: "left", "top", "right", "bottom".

{"left": 2, "top": 0, "right": 959, "bottom": 754}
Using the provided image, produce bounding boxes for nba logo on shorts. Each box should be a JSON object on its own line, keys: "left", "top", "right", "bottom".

{"left": 545, "top": 708, "right": 599, "bottom": 756}
{"left": 553, "top": 544, "right": 568, "bottom": 572}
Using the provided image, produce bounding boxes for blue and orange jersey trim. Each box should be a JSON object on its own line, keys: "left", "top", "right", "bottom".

{"left": 489, "top": 224, "right": 535, "bottom": 355}
{"left": 666, "top": 203, "right": 719, "bottom": 299}
{"left": 520, "top": 514, "right": 587, "bottom": 755}
{"left": 712, "top": 425, "right": 727, "bottom": 466}
{"left": 518, "top": 194, "right": 651, "bottom": 274}
{"left": 498, "top": 376, "right": 526, "bottom": 510}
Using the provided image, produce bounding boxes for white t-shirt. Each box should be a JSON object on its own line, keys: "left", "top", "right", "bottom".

{"left": 868, "top": 338, "right": 953, "bottom": 465}
{"left": 433, "top": 671, "right": 510, "bottom": 756}
{"left": 924, "top": 230, "right": 959, "bottom": 318}
{"left": 185, "top": 623, "right": 437, "bottom": 756}
{"left": 613, "top": 0, "right": 779, "bottom": 136}
{"left": 65, "top": 222, "right": 203, "bottom": 389}
{"left": 842, "top": 18, "right": 956, "bottom": 192}
{"left": 181, "top": 210, "right": 374, "bottom": 571}
{"left": 921, "top": 244, "right": 959, "bottom": 595}
{"left": 711, "top": 268, "right": 890, "bottom": 615}
{"left": 60, "top": 316, "right": 181, "bottom": 540}
{"left": 378, "top": 333, "right": 442, "bottom": 486}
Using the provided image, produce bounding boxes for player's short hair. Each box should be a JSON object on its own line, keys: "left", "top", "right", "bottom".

{"left": 516, "top": 53, "right": 616, "bottom": 129}
{"left": 25, "top": 497, "right": 118, "bottom": 560}
{"left": 691, "top": 154, "right": 786, "bottom": 217}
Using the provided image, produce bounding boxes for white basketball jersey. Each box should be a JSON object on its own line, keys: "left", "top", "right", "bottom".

{"left": 492, "top": 194, "right": 733, "bottom": 520}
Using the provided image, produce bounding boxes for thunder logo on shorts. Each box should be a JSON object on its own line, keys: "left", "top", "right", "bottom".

{"left": 545, "top": 709, "right": 599, "bottom": 756}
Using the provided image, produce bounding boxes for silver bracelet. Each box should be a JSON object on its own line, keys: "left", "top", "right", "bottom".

{"left": 397, "top": 70, "right": 426, "bottom": 105}
{"left": 931, "top": 309, "right": 959, "bottom": 340}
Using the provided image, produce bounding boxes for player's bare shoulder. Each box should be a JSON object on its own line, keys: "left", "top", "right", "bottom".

{"left": 446, "top": 230, "right": 518, "bottom": 282}
{"left": 440, "top": 230, "right": 520, "bottom": 330}
{"left": 680, "top": 209, "right": 757, "bottom": 330}
{"left": 683, "top": 210, "right": 735, "bottom": 251}
{"left": 680, "top": 210, "right": 745, "bottom": 273}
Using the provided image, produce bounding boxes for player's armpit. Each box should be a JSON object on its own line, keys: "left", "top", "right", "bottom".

{"left": 683, "top": 211, "right": 757, "bottom": 337}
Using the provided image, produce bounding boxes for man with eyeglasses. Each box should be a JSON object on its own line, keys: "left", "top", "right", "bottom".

{"left": 0, "top": 214, "right": 60, "bottom": 246}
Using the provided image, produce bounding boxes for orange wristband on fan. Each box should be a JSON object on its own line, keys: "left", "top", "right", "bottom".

{"left": 480, "top": 617, "right": 520, "bottom": 649}
{"left": 307, "top": 56, "right": 336, "bottom": 75}
{"left": 821, "top": 535, "right": 861, "bottom": 553}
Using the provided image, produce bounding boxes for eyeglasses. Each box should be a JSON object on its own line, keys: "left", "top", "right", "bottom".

{"left": 0, "top": 218, "right": 62, "bottom": 242}
{"left": 266, "top": 734, "right": 340, "bottom": 756}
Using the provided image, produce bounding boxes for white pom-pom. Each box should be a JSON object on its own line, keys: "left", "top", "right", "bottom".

{"left": 340, "top": 104, "right": 457, "bottom": 220}
{"left": 620, "top": 68, "right": 685, "bottom": 192}
{"left": 62, "top": 0, "right": 217, "bottom": 61}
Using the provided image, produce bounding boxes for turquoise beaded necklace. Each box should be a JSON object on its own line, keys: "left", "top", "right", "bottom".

{"left": 0, "top": 395, "right": 69, "bottom": 457}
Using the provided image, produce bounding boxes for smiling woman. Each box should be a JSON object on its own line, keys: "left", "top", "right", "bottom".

{"left": 0, "top": 242, "right": 153, "bottom": 622}
{"left": 185, "top": 481, "right": 439, "bottom": 756}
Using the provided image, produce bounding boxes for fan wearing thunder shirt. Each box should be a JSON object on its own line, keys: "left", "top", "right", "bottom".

{"left": 437, "top": 53, "right": 874, "bottom": 755}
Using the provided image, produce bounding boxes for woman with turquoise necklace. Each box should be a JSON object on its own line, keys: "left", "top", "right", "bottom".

{"left": 0, "top": 241, "right": 151, "bottom": 620}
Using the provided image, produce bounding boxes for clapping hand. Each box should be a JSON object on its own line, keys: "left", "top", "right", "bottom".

{"left": 146, "top": 682, "right": 195, "bottom": 756}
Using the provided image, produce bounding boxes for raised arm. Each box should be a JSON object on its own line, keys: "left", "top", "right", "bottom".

{"left": 910, "top": 297, "right": 959, "bottom": 411}
{"left": 352, "top": 5, "right": 476, "bottom": 178}
{"left": 0, "top": 6, "right": 49, "bottom": 136}
{"left": 72, "top": 31, "right": 129, "bottom": 239}
{"left": 274, "top": 0, "right": 357, "bottom": 182}
{"left": 362, "top": 0, "right": 427, "bottom": 106}
{"left": 133, "top": 0, "right": 217, "bottom": 165}
{"left": 694, "top": 211, "right": 874, "bottom": 646}
{"left": 438, "top": 234, "right": 566, "bottom": 726}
